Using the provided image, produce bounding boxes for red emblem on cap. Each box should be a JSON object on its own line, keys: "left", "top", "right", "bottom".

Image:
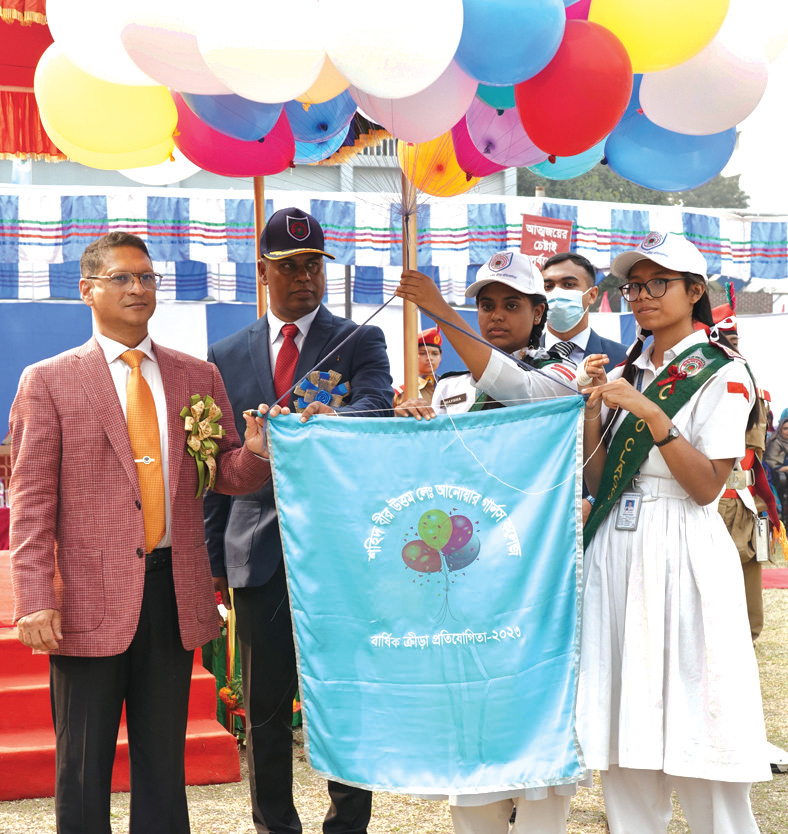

{"left": 287, "top": 215, "right": 310, "bottom": 241}
{"left": 641, "top": 231, "right": 664, "bottom": 250}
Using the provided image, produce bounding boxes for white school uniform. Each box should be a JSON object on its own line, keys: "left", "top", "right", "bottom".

{"left": 577, "top": 331, "right": 770, "bottom": 787}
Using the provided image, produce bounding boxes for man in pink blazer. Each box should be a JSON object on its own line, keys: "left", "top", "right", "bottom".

{"left": 10, "top": 232, "right": 270, "bottom": 834}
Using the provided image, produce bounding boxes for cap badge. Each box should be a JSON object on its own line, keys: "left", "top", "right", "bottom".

{"left": 641, "top": 232, "right": 664, "bottom": 251}
{"left": 287, "top": 215, "right": 310, "bottom": 242}
{"left": 488, "top": 252, "right": 513, "bottom": 272}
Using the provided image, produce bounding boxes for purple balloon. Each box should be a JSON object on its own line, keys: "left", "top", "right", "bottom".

{"left": 466, "top": 98, "right": 548, "bottom": 167}
{"left": 443, "top": 515, "right": 474, "bottom": 555}
{"left": 445, "top": 534, "right": 481, "bottom": 572}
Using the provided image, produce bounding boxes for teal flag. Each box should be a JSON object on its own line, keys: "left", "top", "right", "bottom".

{"left": 268, "top": 396, "right": 586, "bottom": 795}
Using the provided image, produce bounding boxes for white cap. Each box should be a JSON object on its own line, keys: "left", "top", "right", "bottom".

{"left": 466, "top": 251, "right": 544, "bottom": 298}
{"left": 610, "top": 231, "right": 708, "bottom": 280}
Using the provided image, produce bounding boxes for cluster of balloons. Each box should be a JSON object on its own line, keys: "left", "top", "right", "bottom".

{"left": 34, "top": 0, "right": 781, "bottom": 192}
{"left": 402, "top": 510, "right": 480, "bottom": 574}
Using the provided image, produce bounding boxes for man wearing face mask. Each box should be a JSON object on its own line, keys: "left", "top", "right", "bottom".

{"left": 541, "top": 252, "right": 628, "bottom": 372}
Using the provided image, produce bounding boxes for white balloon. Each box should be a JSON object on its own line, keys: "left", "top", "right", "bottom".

{"left": 640, "top": 31, "right": 769, "bottom": 136}
{"left": 321, "top": 0, "right": 464, "bottom": 99}
{"left": 119, "top": 147, "right": 201, "bottom": 185}
{"left": 47, "top": 0, "right": 158, "bottom": 86}
{"left": 121, "top": 3, "right": 233, "bottom": 95}
{"left": 350, "top": 62, "right": 476, "bottom": 144}
{"left": 195, "top": 0, "right": 325, "bottom": 103}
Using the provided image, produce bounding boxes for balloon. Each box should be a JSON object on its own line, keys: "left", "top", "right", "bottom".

{"left": 588, "top": 0, "right": 729, "bottom": 74}
{"left": 285, "top": 91, "right": 357, "bottom": 143}
{"left": 445, "top": 534, "right": 480, "bottom": 572}
{"left": 526, "top": 139, "right": 606, "bottom": 180}
{"left": 566, "top": 0, "right": 591, "bottom": 19}
{"left": 297, "top": 57, "right": 351, "bottom": 104}
{"left": 605, "top": 111, "right": 736, "bottom": 192}
{"left": 181, "top": 93, "right": 283, "bottom": 142}
{"left": 47, "top": 0, "right": 159, "bottom": 86}
{"left": 172, "top": 92, "right": 295, "bottom": 177}
{"left": 465, "top": 99, "right": 548, "bottom": 167}
{"left": 196, "top": 0, "right": 325, "bottom": 103}
{"left": 120, "top": 5, "right": 233, "bottom": 94}
{"left": 402, "top": 540, "right": 442, "bottom": 573}
{"left": 475, "top": 84, "right": 516, "bottom": 111}
{"left": 40, "top": 114, "right": 174, "bottom": 170}
{"left": 321, "top": 0, "right": 463, "bottom": 99}
{"left": 398, "top": 133, "right": 481, "bottom": 198}
{"left": 418, "top": 509, "right": 453, "bottom": 552}
{"left": 443, "top": 515, "right": 474, "bottom": 555}
{"left": 35, "top": 46, "right": 177, "bottom": 155}
{"left": 350, "top": 62, "right": 476, "bottom": 144}
{"left": 293, "top": 129, "right": 349, "bottom": 164}
{"left": 454, "top": 0, "right": 566, "bottom": 86}
{"left": 450, "top": 118, "right": 506, "bottom": 178}
{"left": 119, "top": 148, "right": 201, "bottom": 185}
{"left": 639, "top": 33, "right": 768, "bottom": 136}
{"left": 515, "top": 21, "right": 632, "bottom": 157}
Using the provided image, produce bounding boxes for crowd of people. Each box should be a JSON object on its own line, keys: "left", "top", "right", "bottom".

{"left": 7, "top": 208, "right": 783, "bottom": 834}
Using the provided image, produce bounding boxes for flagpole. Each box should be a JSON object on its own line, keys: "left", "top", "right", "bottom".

{"left": 254, "top": 175, "right": 267, "bottom": 319}
{"left": 401, "top": 173, "right": 419, "bottom": 400}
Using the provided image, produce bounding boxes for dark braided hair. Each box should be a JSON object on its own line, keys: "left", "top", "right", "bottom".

{"left": 603, "top": 273, "right": 758, "bottom": 434}
{"left": 527, "top": 293, "right": 548, "bottom": 349}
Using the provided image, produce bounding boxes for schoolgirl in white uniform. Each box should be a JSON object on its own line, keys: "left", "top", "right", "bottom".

{"left": 580, "top": 232, "right": 770, "bottom": 834}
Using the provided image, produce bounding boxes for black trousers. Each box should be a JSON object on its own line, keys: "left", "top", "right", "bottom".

{"left": 50, "top": 567, "right": 193, "bottom": 834}
{"left": 234, "top": 562, "right": 372, "bottom": 834}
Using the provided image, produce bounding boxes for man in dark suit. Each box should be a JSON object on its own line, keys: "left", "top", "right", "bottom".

{"left": 204, "top": 208, "right": 393, "bottom": 834}
{"left": 10, "top": 232, "right": 270, "bottom": 834}
{"left": 541, "top": 252, "right": 629, "bottom": 372}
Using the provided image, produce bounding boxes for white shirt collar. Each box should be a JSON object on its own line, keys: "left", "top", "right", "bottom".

{"left": 545, "top": 325, "right": 591, "bottom": 351}
{"left": 266, "top": 306, "right": 320, "bottom": 341}
{"left": 633, "top": 330, "right": 707, "bottom": 372}
{"left": 95, "top": 331, "right": 155, "bottom": 365}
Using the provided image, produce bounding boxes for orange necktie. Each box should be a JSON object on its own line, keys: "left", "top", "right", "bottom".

{"left": 121, "top": 350, "right": 166, "bottom": 554}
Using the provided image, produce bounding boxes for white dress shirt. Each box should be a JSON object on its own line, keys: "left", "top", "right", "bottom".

{"left": 95, "top": 331, "right": 171, "bottom": 548}
{"left": 266, "top": 306, "right": 320, "bottom": 373}
{"left": 544, "top": 325, "right": 591, "bottom": 366}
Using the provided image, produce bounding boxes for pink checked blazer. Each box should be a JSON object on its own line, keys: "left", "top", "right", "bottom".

{"left": 10, "top": 338, "right": 270, "bottom": 656}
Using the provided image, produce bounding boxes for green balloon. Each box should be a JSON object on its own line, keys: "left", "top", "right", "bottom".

{"left": 418, "top": 509, "right": 452, "bottom": 552}
{"left": 476, "top": 84, "right": 516, "bottom": 111}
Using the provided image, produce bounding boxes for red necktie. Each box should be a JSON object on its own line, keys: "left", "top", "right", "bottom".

{"left": 274, "top": 323, "right": 300, "bottom": 404}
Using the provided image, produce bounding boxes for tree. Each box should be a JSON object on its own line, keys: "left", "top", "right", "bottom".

{"left": 517, "top": 164, "right": 749, "bottom": 209}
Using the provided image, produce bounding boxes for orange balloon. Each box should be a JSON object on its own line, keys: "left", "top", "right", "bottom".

{"left": 296, "top": 57, "right": 350, "bottom": 104}
{"left": 397, "top": 132, "right": 480, "bottom": 198}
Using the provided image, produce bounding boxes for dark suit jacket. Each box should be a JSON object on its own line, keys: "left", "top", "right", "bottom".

{"left": 585, "top": 329, "right": 629, "bottom": 371}
{"left": 204, "top": 305, "right": 393, "bottom": 588}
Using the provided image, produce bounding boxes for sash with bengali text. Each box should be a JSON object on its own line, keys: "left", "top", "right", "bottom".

{"left": 267, "top": 396, "right": 586, "bottom": 795}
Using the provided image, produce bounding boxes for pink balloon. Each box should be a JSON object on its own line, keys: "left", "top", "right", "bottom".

{"left": 450, "top": 118, "right": 505, "bottom": 178}
{"left": 566, "top": 0, "right": 591, "bottom": 21}
{"left": 172, "top": 92, "right": 295, "bottom": 177}
{"left": 465, "top": 98, "right": 548, "bottom": 167}
{"left": 443, "top": 515, "right": 474, "bottom": 555}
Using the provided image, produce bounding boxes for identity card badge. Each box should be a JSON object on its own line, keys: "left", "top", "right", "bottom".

{"left": 615, "top": 479, "right": 643, "bottom": 531}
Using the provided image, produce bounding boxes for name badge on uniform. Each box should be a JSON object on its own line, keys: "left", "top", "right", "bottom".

{"left": 441, "top": 393, "right": 467, "bottom": 408}
{"left": 615, "top": 480, "right": 643, "bottom": 531}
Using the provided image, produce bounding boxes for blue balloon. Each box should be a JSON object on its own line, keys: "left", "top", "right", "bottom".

{"left": 476, "top": 84, "right": 516, "bottom": 111}
{"left": 455, "top": 0, "right": 566, "bottom": 86}
{"left": 180, "top": 93, "right": 283, "bottom": 142}
{"left": 293, "top": 127, "right": 350, "bottom": 164}
{"left": 284, "top": 91, "right": 357, "bottom": 143}
{"left": 605, "top": 110, "right": 736, "bottom": 192}
{"left": 527, "top": 139, "right": 606, "bottom": 180}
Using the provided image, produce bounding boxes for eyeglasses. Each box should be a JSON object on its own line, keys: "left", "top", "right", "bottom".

{"left": 618, "top": 277, "right": 684, "bottom": 302}
{"left": 89, "top": 271, "right": 162, "bottom": 290}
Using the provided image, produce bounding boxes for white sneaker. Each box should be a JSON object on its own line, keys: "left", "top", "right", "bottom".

{"left": 767, "top": 741, "right": 788, "bottom": 773}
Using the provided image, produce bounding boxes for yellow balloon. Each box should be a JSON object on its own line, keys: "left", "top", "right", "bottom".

{"left": 296, "top": 57, "right": 350, "bottom": 104}
{"left": 40, "top": 113, "right": 174, "bottom": 171}
{"left": 397, "top": 133, "right": 480, "bottom": 199}
{"left": 589, "top": 0, "right": 730, "bottom": 73}
{"left": 35, "top": 44, "right": 177, "bottom": 155}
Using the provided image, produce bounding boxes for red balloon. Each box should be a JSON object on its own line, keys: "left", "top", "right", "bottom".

{"left": 172, "top": 91, "right": 295, "bottom": 177}
{"left": 402, "top": 540, "right": 442, "bottom": 573}
{"left": 514, "top": 21, "right": 632, "bottom": 157}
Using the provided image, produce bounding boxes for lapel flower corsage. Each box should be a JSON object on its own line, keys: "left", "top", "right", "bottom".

{"left": 180, "top": 394, "right": 226, "bottom": 498}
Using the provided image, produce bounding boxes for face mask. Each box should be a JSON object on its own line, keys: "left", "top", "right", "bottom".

{"left": 546, "top": 289, "right": 591, "bottom": 332}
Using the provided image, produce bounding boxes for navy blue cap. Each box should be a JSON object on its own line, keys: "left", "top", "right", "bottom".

{"left": 259, "top": 207, "right": 335, "bottom": 260}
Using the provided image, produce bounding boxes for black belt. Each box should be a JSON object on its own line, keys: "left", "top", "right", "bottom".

{"left": 145, "top": 547, "right": 172, "bottom": 572}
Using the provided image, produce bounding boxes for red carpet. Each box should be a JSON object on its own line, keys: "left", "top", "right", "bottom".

{"left": 0, "top": 550, "right": 240, "bottom": 800}
{"left": 763, "top": 568, "right": 788, "bottom": 589}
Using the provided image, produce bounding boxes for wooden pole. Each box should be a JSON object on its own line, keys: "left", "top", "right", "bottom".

{"left": 401, "top": 173, "right": 419, "bottom": 400}
{"left": 254, "top": 176, "right": 267, "bottom": 319}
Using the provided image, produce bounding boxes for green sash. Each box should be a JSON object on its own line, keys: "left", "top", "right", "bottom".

{"left": 583, "top": 343, "right": 731, "bottom": 548}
